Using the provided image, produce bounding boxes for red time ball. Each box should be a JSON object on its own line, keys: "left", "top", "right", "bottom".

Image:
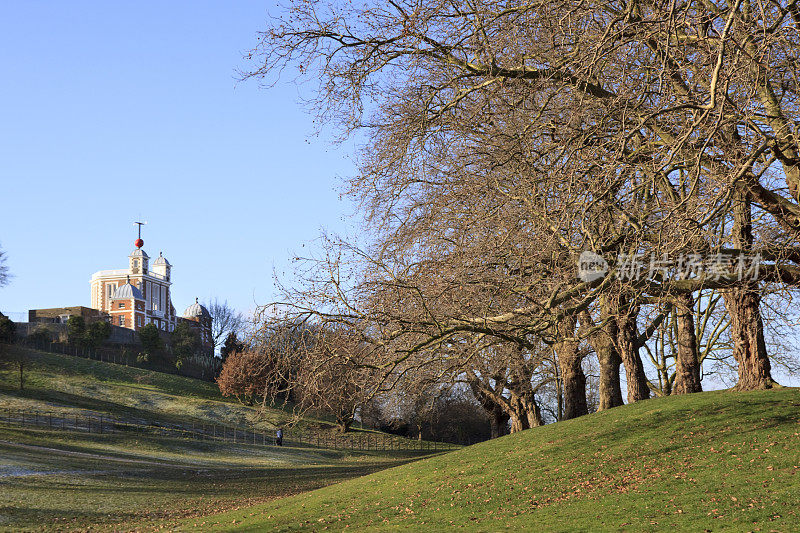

{"left": 135, "top": 238, "right": 144, "bottom": 248}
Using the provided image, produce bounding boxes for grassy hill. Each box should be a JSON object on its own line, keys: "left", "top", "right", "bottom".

{"left": 4, "top": 347, "right": 798, "bottom": 531}
{"left": 187, "top": 388, "right": 800, "bottom": 532}
{"left": 0, "top": 345, "right": 294, "bottom": 431}
{"left": 0, "top": 346, "right": 427, "bottom": 531}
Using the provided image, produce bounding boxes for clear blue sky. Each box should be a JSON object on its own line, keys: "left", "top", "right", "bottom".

{"left": 0, "top": 1, "right": 358, "bottom": 319}
{"left": 1, "top": 2, "right": 797, "bottom": 389}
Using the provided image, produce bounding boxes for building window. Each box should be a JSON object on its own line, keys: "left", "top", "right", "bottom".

{"left": 119, "top": 316, "right": 124, "bottom": 327}
{"left": 118, "top": 302, "right": 125, "bottom": 309}
{"left": 136, "top": 315, "right": 142, "bottom": 327}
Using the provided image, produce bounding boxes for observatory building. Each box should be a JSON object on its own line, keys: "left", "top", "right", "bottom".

{"left": 88, "top": 227, "right": 210, "bottom": 343}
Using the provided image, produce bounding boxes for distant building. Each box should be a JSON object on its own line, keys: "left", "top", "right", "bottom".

{"left": 28, "top": 306, "right": 106, "bottom": 324}
{"left": 90, "top": 237, "right": 176, "bottom": 332}
{"left": 182, "top": 298, "right": 213, "bottom": 346}
{"left": 27, "top": 227, "right": 212, "bottom": 348}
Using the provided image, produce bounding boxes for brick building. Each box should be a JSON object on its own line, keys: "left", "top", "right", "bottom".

{"left": 90, "top": 239, "right": 177, "bottom": 332}
{"left": 88, "top": 233, "right": 211, "bottom": 346}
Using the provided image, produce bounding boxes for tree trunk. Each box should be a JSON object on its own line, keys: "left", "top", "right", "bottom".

{"left": 507, "top": 388, "right": 543, "bottom": 431}
{"left": 616, "top": 297, "right": 650, "bottom": 402}
{"left": 596, "top": 342, "right": 625, "bottom": 408}
{"left": 723, "top": 191, "right": 776, "bottom": 390}
{"left": 490, "top": 406, "right": 510, "bottom": 438}
{"left": 490, "top": 417, "right": 501, "bottom": 439}
{"left": 337, "top": 416, "right": 352, "bottom": 433}
{"left": 524, "top": 398, "right": 544, "bottom": 428}
{"left": 673, "top": 293, "right": 702, "bottom": 394}
{"left": 581, "top": 305, "right": 624, "bottom": 410}
{"left": 555, "top": 315, "right": 588, "bottom": 420}
{"left": 469, "top": 376, "right": 510, "bottom": 438}
{"left": 508, "top": 413, "right": 525, "bottom": 433}
{"left": 723, "top": 287, "right": 774, "bottom": 390}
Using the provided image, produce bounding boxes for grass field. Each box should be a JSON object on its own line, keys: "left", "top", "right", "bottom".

{"left": 0, "top": 347, "right": 430, "bottom": 531}
{"left": 5, "top": 346, "right": 799, "bottom": 531}
{"left": 0, "top": 426, "right": 417, "bottom": 531}
{"left": 0, "top": 346, "right": 293, "bottom": 432}
{"left": 185, "top": 388, "right": 800, "bottom": 532}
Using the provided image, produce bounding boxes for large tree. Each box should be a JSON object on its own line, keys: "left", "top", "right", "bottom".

{"left": 245, "top": 0, "right": 800, "bottom": 421}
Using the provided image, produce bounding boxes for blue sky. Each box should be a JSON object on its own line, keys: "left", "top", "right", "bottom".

{"left": 0, "top": 1, "right": 358, "bottom": 319}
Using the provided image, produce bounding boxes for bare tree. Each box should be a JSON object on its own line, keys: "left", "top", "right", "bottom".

{"left": 292, "top": 325, "right": 376, "bottom": 432}
{"left": 205, "top": 298, "right": 244, "bottom": 354}
{"left": 242, "top": 0, "right": 800, "bottom": 428}
{"left": 0, "top": 244, "right": 10, "bottom": 288}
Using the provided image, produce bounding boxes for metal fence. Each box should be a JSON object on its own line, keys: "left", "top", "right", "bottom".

{"left": 0, "top": 408, "right": 456, "bottom": 452}
{"left": 2, "top": 340, "right": 459, "bottom": 452}
{"left": 0, "top": 408, "right": 278, "bottom": 446}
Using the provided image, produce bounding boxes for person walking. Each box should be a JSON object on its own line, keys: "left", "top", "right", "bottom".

{"left": 276, "top": 427, "right": 283, "bottom": 446}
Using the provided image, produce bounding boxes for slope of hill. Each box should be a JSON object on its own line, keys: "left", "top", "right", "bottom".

{"left": 0, "top": 346, "right": 426, "bottom": 531}
{"left": 0, "top": 345, "right": 291, "bottom": 431}
{"left": 192, "top": 388, "right": 800, "bottom": 532}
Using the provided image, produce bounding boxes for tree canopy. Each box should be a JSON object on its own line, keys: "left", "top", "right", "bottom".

{"left": 242, "top": 0, "right": 800, "bottom": 427}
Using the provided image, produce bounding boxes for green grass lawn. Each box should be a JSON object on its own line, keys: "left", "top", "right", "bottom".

{"left": 0, "top": 427, "right": 417, "bottom": 531}
{"left": 8, "top": 347, "right": 797, "bottom": 531}
{"left": 0, "top": 346, "right": 437, "bottom": 531}
{"left": 184, "top": 388, "right": 800, "bottom": 532}
{"left": 0, "top": 346, "right": 294, "bottom": 432}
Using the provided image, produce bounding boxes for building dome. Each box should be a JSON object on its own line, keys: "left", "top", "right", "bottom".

{"left": 112, "top": 282, "right": 144, "bottom": 300}
{"left": 153, "top": 252, "right": 171, "bottom": 266}
{"left": 130, "top": 248, "right": 150, "bottom": 259}
{"left": 183, "top": 298, "right": 210, "bottom": 319}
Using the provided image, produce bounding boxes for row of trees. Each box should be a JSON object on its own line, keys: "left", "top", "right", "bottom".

{"left": 216, "top": 321, "right": 492, "bottom": 440}
{"left": 232, "top": 0, "right": 800, "bottom": 433}
{"left": 217, "top": 322, "right": 369, "bottom": 431}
